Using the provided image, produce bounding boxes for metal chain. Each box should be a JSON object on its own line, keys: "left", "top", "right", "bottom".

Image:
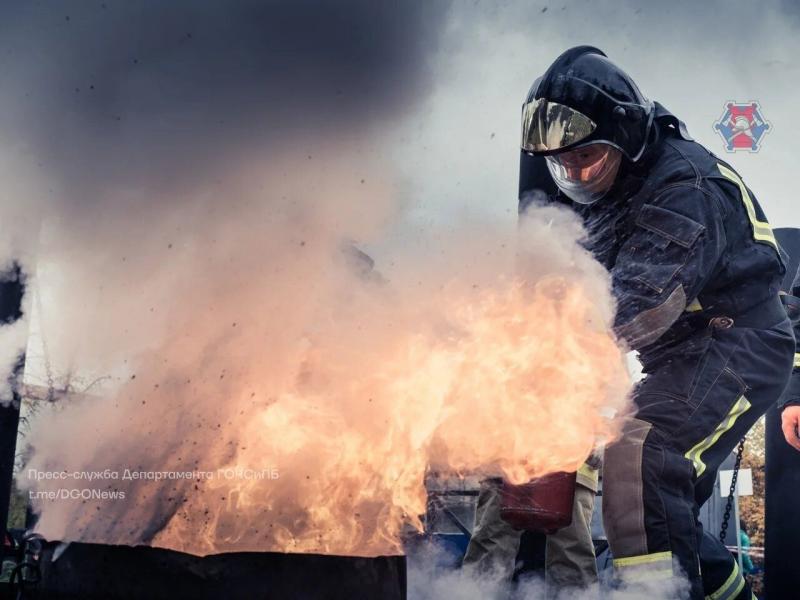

{"left": 719, "top": 437, "right": 746, "bottom": 545}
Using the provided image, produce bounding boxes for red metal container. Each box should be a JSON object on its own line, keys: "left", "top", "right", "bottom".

{"left": 499, "top": 471, "right": 577, "bottom": 534}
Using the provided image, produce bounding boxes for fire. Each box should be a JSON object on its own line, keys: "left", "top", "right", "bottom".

{"left": 21, "top": 164, "right": 631, "bottom": 558}
{"left": 150, "top": 275, "right": 628, "bottom": 557}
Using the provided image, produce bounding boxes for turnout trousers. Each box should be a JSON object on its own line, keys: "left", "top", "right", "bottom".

{"left": 603, "top": 315, "right": 795, "bottom": 599}
{"left": 463, "top": 469, "right": 599, "bottom": 599}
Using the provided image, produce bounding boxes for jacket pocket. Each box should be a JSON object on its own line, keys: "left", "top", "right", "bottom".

{"left": 636, "top": 204, "right": 706, "bottom": 249}
{"left": 627, "top": 204, "right": 706, "bottom": 294}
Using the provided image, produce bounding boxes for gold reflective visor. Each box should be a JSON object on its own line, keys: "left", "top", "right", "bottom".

{"left": 521, "top": 99, "right": 597, "bottom": 153}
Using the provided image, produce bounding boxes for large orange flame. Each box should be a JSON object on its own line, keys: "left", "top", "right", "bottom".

{"left": 148, "top": 276, "right": 628, "bottom": 556}
{"left": 22, "top": 165, "right": 631, "bottom": 557}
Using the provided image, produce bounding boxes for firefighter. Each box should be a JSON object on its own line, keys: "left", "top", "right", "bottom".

{"left": 521, "top": 46, "right": 794, "bottom": 599}
{"left": 779, "top": 267, "right": 800, "bottom": 451}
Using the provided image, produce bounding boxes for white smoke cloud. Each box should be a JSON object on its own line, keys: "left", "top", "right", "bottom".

{"left": 407, "top": 540, "right": 691, "bottom": 600}
{"left": 20, "top": 176, "right": 630, "bottom": 556}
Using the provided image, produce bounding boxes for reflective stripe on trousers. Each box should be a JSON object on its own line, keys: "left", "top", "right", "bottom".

{"left": 685, "top": 395, "right": 751, "bottom": 476}
{"left": 612, "top": 550, "right": 674, "bottom": 583}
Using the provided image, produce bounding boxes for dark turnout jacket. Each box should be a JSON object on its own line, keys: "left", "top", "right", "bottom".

{"left": 574, "top": 105, "right": 787, "bottom": 365}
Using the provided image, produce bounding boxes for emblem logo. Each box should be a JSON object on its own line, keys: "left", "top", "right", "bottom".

{"left": 713, "top": 101, "right": 771, "bottom": 153}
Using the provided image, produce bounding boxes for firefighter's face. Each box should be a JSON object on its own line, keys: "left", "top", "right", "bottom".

{"left": 545, "top": 142, "right": 622, "bottom": 205}
{"left": 557, "top": 144, "right": 616, "bottom": 182}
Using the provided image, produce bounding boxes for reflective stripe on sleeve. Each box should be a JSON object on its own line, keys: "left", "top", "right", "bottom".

{"left": 576, "top": 462, "right": 599, "bottom": 490}
{"left": 717, "top": 164, "right": 778, "bottom": 250}
{"left": 705, "top": 560, "right": 746, "bottom": 600}
{"left": 685, "top": 298, "right": 703, "bottom": 312}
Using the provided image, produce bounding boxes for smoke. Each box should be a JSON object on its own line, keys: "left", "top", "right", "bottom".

{"left": 22, "top": 191, "right": 630, "bottom": 555}
{"left": 407, "top": 540, "right": 691, "bottom": 600}
{"left": 0, "top": 0, "right": 450, "bottom": 403}
{"left": 0, "top": 0, "right": 447, "bottom": 200}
